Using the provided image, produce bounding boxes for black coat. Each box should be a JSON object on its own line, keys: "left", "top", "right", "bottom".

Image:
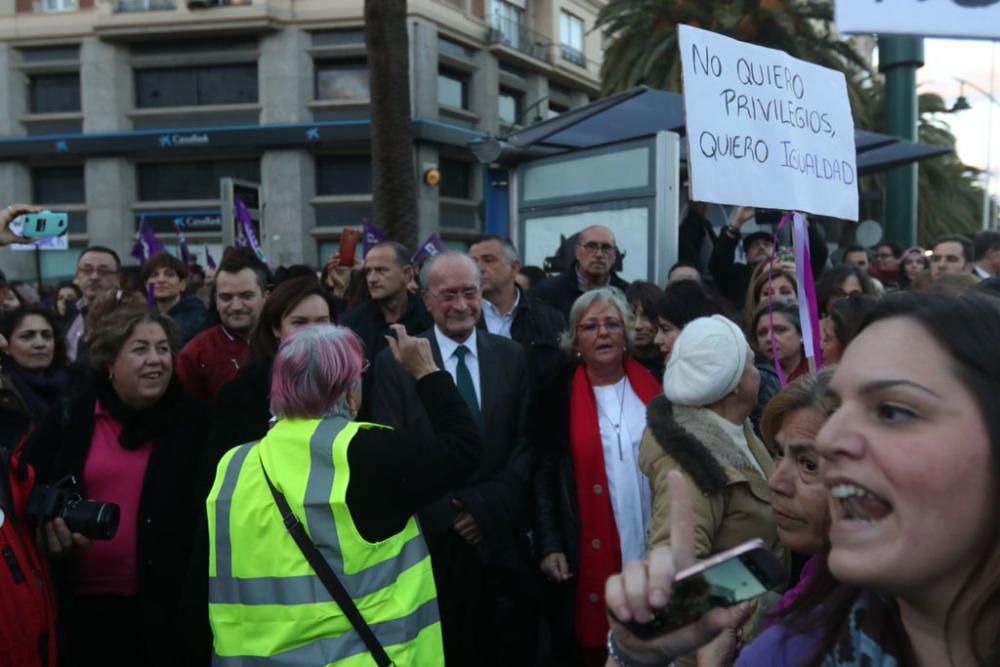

{"left": 339, "top": 293, "right": 433, "bottom": 421}
{"left": 531, "top": 360, "right": 583, "bottom": 571}
{"left": 169, "top": 296, "right": 209, "bottom": 350}
{"left": 477, "top": 288, "right": 567, "bottom": 398}
{"left": 529, "top": 264, "right": 630, "bottom": 321}
{"left": 210, "top": 360, "right": 272, "bottom": 454}
{"left": 23, "top": 379, "right": 213, "bottom": 666}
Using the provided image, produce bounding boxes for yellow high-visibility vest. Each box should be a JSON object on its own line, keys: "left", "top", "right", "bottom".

{"left": 206, "top": 416, "right": 443, "bottom": 666}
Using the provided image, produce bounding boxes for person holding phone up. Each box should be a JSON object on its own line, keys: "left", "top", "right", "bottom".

{"left": 608, "top": 293, "right": 1000, "bottom": 667}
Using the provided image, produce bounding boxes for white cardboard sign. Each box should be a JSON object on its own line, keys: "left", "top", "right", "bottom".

{"left": 678, "top": 25, "right": 858, "bottom": 221}
{"left": 836, "top": 1, "right": 1000, "bottom": 40}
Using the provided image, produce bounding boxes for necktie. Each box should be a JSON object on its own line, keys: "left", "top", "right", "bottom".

{"left": 454, "top": 344, "right": 481, "bottom": 425}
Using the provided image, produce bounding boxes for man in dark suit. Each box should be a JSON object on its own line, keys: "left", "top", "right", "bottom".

{"left": 372, "top": 251, "right": 535, "bottom": 667}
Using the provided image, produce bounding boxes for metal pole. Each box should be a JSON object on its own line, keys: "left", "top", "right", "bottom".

{"left": 984, "top": 41, "right": 996, "bottom": 231}
{"left": 879, "top": 37, "right": 924, "bottom": 247}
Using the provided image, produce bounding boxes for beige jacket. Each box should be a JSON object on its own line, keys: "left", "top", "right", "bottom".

{"left": 639, "top": 396, "right": 785, "bottom": 565}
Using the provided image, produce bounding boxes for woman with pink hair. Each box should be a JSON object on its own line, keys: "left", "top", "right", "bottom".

{"left": 206, "top": 324, "right": 482, "bottom": 665}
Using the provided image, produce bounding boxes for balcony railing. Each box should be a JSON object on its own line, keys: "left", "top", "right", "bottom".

{"left": 115, "top": 0, "right": 176, "bottom": 11}
{"left": 560, "top": 44, "right": 585, "bottom": 67}
{"left": 488, "top": 14, "right": 551, "bottom": 63}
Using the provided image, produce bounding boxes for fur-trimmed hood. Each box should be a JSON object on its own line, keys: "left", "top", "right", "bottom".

{"left": 639, "top": 395, "right": 769, "bottom": 495}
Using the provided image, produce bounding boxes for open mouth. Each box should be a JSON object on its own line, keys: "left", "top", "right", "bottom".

{"left": 831, "top": 483, "right": 892, "bottom": 522}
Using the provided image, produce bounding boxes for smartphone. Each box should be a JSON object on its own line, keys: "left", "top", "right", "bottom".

{"left": 620, "top": 539, "right": 786, "bottom": 640}
{"left": 339, "top": 228, "right": 361, "bottom": 266}
{"left": 20, "top": 211, "right": 69, "bottom": 238}
{"left": 754, "top": 208, "right": 784, "bottom": 226}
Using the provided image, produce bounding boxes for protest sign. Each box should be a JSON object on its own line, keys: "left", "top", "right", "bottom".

{"left": 678, "top": 24, "right": 858, "bottom": 221}
{"left": 836, "top": 0, "right": 1000, "bottom": 40}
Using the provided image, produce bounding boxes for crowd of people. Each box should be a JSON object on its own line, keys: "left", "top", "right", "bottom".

{"left": 1, "top": 198, "right": 999, "bottom": 667}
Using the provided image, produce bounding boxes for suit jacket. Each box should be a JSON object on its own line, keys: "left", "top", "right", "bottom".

{"left": 372, "top": 327, "right": 533, "bottom": 569}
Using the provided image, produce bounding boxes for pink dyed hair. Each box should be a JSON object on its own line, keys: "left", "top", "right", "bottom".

{"left": 270, "top": 324, "right": 366, "bottom": 419}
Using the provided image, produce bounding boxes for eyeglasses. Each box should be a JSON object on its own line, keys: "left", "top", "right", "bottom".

{"left": 577, "top": 319, "right": 624, "bottom": 335}
{"left": 578, "top": 242, "right": 617, "bottom": 255}
{"left": 427, "top": 287, "right": 480, "bottom": 303}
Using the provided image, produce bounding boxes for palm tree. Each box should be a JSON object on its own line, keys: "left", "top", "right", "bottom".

{"left": 365, "top": 0, "right": 418, "bottom": 250}
{"left": 596, "top": 0, "right": 876, "bottom": 127}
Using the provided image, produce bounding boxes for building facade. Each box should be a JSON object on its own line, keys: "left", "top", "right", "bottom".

{"left": 0, "top": 0, "right": 606, "bottom": 280}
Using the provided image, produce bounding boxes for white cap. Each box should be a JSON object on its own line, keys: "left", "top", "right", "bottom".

{"left": 662, "top": 315, "right": 750, "bottom": 407}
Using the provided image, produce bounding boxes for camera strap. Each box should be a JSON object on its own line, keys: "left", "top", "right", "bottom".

{"left": 259, "top": 462, "right": 394, "bottom": 667}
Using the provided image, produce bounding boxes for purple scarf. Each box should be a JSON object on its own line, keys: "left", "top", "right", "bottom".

{"left": 2, "top": 357, "right": 69, "bottom": 425}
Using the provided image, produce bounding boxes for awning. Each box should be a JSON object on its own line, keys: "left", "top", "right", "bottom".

{"left": 471, "top": 85, "right": 951, "bottom": 173}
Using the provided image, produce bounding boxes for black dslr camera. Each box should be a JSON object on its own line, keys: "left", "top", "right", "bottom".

{"left": 26, "top": 475, "right": 120, "bottom": 541}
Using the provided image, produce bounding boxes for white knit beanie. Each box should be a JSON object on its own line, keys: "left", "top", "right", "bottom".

{"left": 662, "top": 315, "right": 750, "bottom": 407}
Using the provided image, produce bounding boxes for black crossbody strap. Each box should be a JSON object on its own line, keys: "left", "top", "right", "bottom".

{"left": 260, "top": 462, "right": 393, "bottom": 667}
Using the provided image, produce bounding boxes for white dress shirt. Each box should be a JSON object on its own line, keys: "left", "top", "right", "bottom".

{"left": 434, "top": 326, "right": 482, "bottom": 408}
{"left": 481, "top": 289, "right": 520, "bottom": 339}
{"left": 593, "top": 378, "right": 651, "bottom": 565}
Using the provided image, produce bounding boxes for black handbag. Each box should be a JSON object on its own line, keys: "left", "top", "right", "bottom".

{"left": 261, "top": 463, "right": 394, "bottom": 667}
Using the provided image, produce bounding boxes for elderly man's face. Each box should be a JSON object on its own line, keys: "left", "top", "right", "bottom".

{"left": 74, "top": 250, "right": 120, "bottom": 303}
{"left": 422, "top": 256, "right": 482, "bottom": 343}
{"left": 574, "top": 227, "right": 617, "bottom": 284}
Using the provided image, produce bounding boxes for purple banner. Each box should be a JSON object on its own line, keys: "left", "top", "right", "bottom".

{"left": 411, "top": 232, "right": 445, "bottom": 265}
{"left": 130, "top": 218, "right": 167, "bottom": 263}
{"left": 363, "top": 220, "right": 387, "bottom": 253}
{"left": 174, "top": 221, "right": 192, "bottom": 265}
{"left": 204, "top": 244, "right": 217, "bottom": 270}
{"left": 234, "top": 195, "right": 267, "bottom": 265}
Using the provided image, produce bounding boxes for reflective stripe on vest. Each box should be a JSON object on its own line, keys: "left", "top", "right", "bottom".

{"left": 206, "top": 416, "right": 442, "bottom": 665}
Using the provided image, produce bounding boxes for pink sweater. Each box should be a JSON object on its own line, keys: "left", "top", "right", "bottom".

{"left": 74, "top": 401, "right": 153, "bottom": 597}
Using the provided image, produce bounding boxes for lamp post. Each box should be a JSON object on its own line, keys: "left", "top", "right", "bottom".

{"left": 953, "top": 60, "right": 998, "bottom": 231}
{"left": 879, "top": 37, "right": 925, "bottom": 247}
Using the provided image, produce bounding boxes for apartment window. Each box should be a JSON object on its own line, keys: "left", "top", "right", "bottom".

{"left": 560, "top": 12, "right": 585, "bottom": 66}
{"left": 440, "top": 158, "right": 472, "bottom": 200}
{"left": 32, "top": 166, "right": 86, "bottom": 233}
{"left": 312, "top": 30, "right": 365, "bottom": 47}
{"left": 135, "top": 64, "right": 258, "bottom": 108}
{"left": 116, "top": 0, "right": 177, "bottom": 11}
{"left": 28, "top": 73, "right": 81, "bottom": 114}
{"left": 492, "top": 0, "right": 525, "bottom": 48}
{"left": 41, "top": 0, "right": 77, "bottom": 12}
{"left": 438, "top": 70, "right": 468, "bottom": 110}
{"left": 438, "top": 37, "right": 473, "bottom": 60}
{"left": 316, "top": 156, "right": 372, "bottom": 196}
{"left": 498, "top": 89, "right": 522, "bottom": 125}
{"left": 316, "top": 60, "right": 369, "bottom": 101}
{"left": 137, "top": 160, "right": 259, "bottom": 201}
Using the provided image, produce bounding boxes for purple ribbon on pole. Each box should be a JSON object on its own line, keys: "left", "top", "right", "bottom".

{"left": 130, "top": 217, "right": 166, "bottom": 263}
{"left": 147, "top": 281, "right": 157, "bottom": 311}
{"left": 174, "top": 221, "right": 191, "bottom": 265}
{"left": 411, "top": 233, "right": 445, "bottom": 265}
{"left": 766, "top": 212, "right": 822, "bottom": 388}
{"left": 234, "top": 195, "right": 267, "bottom": 265}
{"left": 363, "top": 219, "right": 387, "bottom": 254}
{"left": 204, "top": 244, "right": 217, "bottom": 270}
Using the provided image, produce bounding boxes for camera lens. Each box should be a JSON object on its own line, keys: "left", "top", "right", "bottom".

{"left": 63, "top": 500, "right": 120, "bottom": 541}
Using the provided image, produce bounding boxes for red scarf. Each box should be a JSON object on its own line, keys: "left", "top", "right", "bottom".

{"left": 569, "top": 360, "right": 661, "bottom": 647}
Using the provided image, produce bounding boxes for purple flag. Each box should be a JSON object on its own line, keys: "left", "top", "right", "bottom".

{"left": 204, "top": 244, "right": 217, "bottom": 270}
{"left": 363, "top": 219, "right": 387, "bottom": 253}
{"left": 234, "top": 195, "right": 267, "bottom": 265}
{"left": 147, "top": 282, "right": 157, "bottom": 310}
{"left": 411, "top": 233, "right": 446, "bottom": 265}
{"left": 130, "top": 218, "right": 167, "bottom": 263}
{"left": 173, "top": 220, "right": 191, "bottom": 265}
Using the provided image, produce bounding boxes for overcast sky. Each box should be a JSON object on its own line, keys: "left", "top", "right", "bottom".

{"left": 915, "top": 38, "right": 999, "bottom": 198}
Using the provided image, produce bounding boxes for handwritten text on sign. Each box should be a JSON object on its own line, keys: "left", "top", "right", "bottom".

{"left": 679, "top": 25, "right": 858, "bottom": 221}
{"left": 836, "top": 0, "right": 1000, "bottom": 40}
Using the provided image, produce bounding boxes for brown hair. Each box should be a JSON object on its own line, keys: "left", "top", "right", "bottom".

{"left": 744, "top": 261, "right": 797, "bottom": 329}
{"left": 245, "top": 276, "right": 335, "bottom": 370}
{"left": 140, "top": 252, "right": 188, "bottom": 283}
{"left": 87, "top": 303, "right": 178, "bottom": 375}
{"left": 759, "top": 369, "right": 836, "bottom": 451}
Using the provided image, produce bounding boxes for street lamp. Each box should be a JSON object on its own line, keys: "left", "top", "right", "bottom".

{"left": 951, "top": 47, "right": 998, "bottom": 231}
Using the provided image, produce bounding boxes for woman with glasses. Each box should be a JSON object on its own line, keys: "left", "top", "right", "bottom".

{"left": 211, "top": 276, "right": 336, "bottom": 453}
{"left": 533, "top": 287, "right": 662, "bottom": 665}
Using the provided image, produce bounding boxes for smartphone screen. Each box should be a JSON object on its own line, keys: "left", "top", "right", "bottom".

{"left": 622, "top": 543, "right": 785, "bottom": 640}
